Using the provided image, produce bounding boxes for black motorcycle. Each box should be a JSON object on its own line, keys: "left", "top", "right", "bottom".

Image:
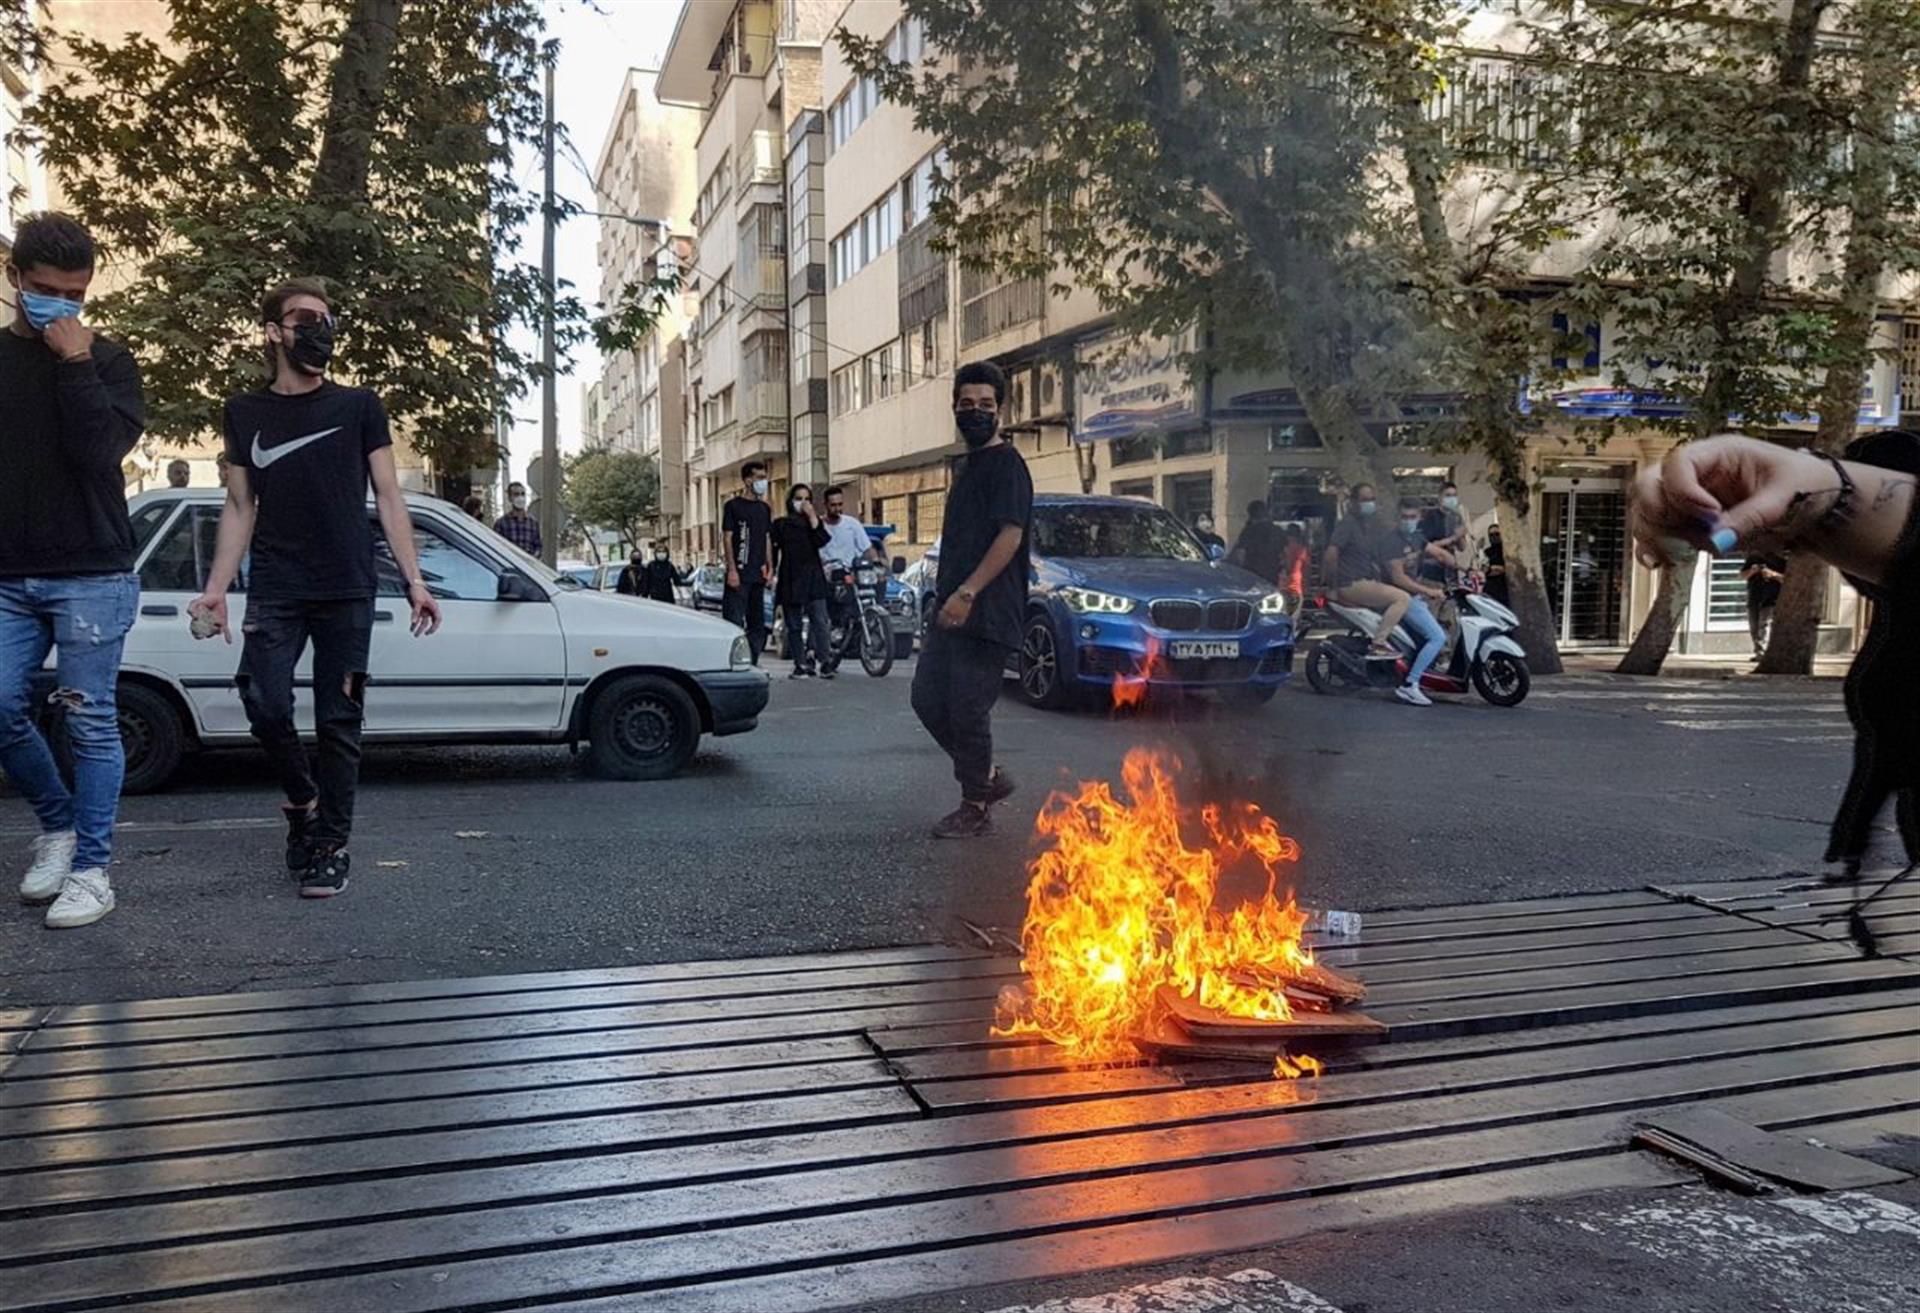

{"left": 827, "top": 559, "right": 896, "bottom": 677}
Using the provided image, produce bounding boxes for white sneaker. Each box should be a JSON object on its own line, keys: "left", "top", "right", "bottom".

{"left": 1395, "top": 684, "right": 1433, "bottom": 707}
{"left": 19, "top": 830, "right": 77, "bottom": 904}
{"left": 45, "top": 868, "right": 114, "bottom": 929}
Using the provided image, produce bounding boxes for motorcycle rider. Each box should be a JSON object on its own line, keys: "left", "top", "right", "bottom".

{"left": 818, "top": 486, "right": 880, "bottom": 675}
{"left": 1323, "top": 484, "right": 1447, "bottom": 706}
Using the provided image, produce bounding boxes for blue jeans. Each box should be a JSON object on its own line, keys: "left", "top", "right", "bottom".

{"left": 1402, "top": 597, "right": 1446, "bottom": 687}
{"left": 0, "top": 574, "right": 139, "bottom": 871}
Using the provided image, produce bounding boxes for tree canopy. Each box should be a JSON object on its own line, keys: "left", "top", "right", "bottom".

{"left": 22, "top": 0, "right": 566, "bottom": 476}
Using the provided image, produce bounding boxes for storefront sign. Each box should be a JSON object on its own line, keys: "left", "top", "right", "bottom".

{"left": 1074, "top": 327, "right": 1197, "bottom": 441}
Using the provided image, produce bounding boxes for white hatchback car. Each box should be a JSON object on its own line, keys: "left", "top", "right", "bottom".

{"left": 54, "top": 490, "right": 768, "bottom": 792}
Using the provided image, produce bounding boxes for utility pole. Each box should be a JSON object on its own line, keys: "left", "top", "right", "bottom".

{"left": 538, "top": 50, "right": 559, "bottom": 567}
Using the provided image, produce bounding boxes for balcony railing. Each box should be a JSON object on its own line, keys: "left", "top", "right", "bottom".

{"left": 899, "top": 220, "right": 948, "bottom": 333}
{"left": 960, "top": 276, "right": 1044, "bottom": 347}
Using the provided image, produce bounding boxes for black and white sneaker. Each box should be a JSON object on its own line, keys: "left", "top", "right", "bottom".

{"left": 283, "top": 803, "right": 317, "bottom": 878}
{"left": 301, "top": 847, "right": 350, "bottom": 899}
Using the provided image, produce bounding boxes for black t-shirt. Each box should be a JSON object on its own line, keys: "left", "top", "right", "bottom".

{"left": 935, "top": 441, "right": 1033, "bottom": 650}
{"left": 224, "top": 381, "right": 393, "bottom": 601}
{"left": 722, "top": 496, "right": 772, "bottom": 576}
{"left": 1745, "top": 553, "right": 1787, "bottom": 607}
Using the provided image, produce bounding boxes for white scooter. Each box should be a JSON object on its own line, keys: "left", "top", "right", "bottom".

{"left": 1303, "top": 583, "right": 1531, "bottom": 706}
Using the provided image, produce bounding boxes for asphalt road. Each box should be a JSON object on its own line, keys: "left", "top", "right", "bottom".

{"left": 0, "top": 659, "right": 1863, "bottom": 1007}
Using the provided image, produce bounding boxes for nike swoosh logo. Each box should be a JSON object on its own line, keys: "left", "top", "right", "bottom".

{"left": 251, "top": 426, "right": 342, "bottom": 468}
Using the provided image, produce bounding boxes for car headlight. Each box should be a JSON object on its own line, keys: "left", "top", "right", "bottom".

{"left": 1259, "top": 591, "right": 1289, "bottom": 615}
{"left": 730, "top": 635, "right": 752, "bottom": 668}
{"left": 1060, "top": 587, "right": 1136, "bottom": 615}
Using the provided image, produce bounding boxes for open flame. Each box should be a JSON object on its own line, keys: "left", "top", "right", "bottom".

{"left": 995, "top": 747, "right": 1320, "bottom": 1074}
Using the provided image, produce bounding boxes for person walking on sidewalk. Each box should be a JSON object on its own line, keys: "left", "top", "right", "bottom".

{"left": 190, "top": 277, "right": 441, "bottom": 899}
{"left": 638, "top": 543, "right": 689, "bottom": 604}
{"left": 493, "top": 481, "right": 541, "bottom": 557}
{"left": 0, "top": 213, "right": 146, "bottom": 929}
{"left": 772, "top": 484, "right": 834, "bottom": 679}
{"left": 912, "top": 361, "right": 1031, "bottom": 839}
{"left": 722, "top": 461, "right": 774, "bottom": 664}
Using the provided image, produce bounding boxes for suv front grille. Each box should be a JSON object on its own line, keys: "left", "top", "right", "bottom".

{"left": 1208, "top": 600, "right": 1253, "bottom": 631}
{"left": 1149, "top": 600, "right": 1204, "bottom": 631}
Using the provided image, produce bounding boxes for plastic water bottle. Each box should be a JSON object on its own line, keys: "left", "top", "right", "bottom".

{"left": 1306, "top": 908, "right": 1362, "bottom": 939}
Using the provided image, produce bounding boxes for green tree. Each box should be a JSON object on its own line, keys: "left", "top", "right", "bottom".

{"left": 22, "top": 0, "right": 561, "bottom": 476}
{"left": 848, "top": 0, "right": 1585, "bottom": 669}
{"left": 1758, "top": 0, "right": 1920, "bottom": 673}
{"left": 1529, "top": 0, "right": 1846, "bottom": 674}
{"left": 565, "top": 447, "right": 660, "bottom": 551}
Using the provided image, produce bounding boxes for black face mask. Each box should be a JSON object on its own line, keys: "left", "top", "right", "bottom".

{"left": 286, "top": 319, "right": 334, "bottom": 374}
{"left": 956, "top": 409, "right": 998, "bottom": 448}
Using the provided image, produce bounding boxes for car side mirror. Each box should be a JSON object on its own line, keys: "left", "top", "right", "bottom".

{"left": 497, "top": 568, "right": 543, "bottom": 602}
{"left": 1207, "top": 543, "right": 1226, "bottom": 562}
{"left": 891, "top": 556, "right": 907, "bottom": 574}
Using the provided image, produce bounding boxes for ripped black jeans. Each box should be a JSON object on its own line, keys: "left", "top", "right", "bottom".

{"left": 237, "top": 598, "right": 373, "bottom": 850}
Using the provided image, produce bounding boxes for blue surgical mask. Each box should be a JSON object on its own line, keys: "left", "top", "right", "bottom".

{"left": 1401, "top": 519, "right": 1421, "bottom": 535}
{"left": 18, "top": 290, "right": 81, "bottom": 332}
{"left": 1442, "top": 495, "right": 1460, "bottom": 511}
{"left": 1357, "top": 500, "right": 1377, "bottom": 517}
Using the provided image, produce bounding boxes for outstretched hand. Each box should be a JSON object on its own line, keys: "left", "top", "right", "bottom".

{"left": 1629, "top": 435, "right": 1831, "bottom": 568}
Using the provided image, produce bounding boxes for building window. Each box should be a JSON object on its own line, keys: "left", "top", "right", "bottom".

{"left": 1111, "top": 436, "right": 1157, "bottom": 465}
{"left": 1168, "top": 473, "right": 1213, "bottom": 526}
{"left": 1163, "top": 428, "right": 1213, "bottom": 458}
{"left": 1112, "top": 479, "right": 1155, "bottom": 500}
{"left": 909, "top": 489, "right": 945, "bottom": 543}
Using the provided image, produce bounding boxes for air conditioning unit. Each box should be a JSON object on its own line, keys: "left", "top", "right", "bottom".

{"left": 1006, "top": 366, "right": 1039, "bottom": 426}
{"left": 1033, "top": 360, "right": 1067, "bottom": 422}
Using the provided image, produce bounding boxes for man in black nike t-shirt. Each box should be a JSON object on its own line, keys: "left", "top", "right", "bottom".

{"left": 191, "top": 278, "right": 441, "bottom": 899}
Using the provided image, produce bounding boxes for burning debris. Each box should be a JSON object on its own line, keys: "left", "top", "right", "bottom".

{"left": 994, "top": 747, "right": 1379, "bottom": 1079}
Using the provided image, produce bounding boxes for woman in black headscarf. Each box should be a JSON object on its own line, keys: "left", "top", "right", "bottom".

{"left": 770, "top": 483, "right": 835, "bottom": 679}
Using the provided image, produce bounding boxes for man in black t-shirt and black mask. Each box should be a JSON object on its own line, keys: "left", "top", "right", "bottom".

{"left": 721, "top": 461, "right": 774, "bottom": 663}
{"left": 911, "top": 360, "right": 1032, "bottom": 839}
{"left": 190, "top": 278, "right": 442, "bottom": 899}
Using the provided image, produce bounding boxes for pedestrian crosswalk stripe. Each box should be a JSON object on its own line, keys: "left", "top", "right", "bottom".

{"left": 983, "top": 1269, "right": 1345, "bottom": 1313}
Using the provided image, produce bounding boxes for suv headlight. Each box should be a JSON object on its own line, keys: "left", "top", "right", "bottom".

{"left": 1259, "top": 591, "right": 1289, "bottom": 615}
{"left": 730, "top": 635, "right": 752, "bottom": 668}
{"left": 1060, "top": 587, "right": 1136, "bottom": 615}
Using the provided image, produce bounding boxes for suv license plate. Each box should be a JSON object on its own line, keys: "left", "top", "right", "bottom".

{"left": 1169, "top": 640, "right": 1240, "bottom": 659}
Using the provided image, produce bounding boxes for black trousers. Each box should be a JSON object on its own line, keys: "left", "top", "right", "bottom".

{"left": 723, "top": 580, "right": 767, "bottom": 662}
{"left": 237, "top": 597, "right": 373, "bottom": 849}
{"left": 911, "top": 628, "right": 1006, "bottom": 803}
{"left": 783, "top": 598, "right": 834, "bottom": 672}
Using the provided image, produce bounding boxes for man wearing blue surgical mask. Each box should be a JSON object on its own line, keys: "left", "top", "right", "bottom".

{"left": 0, "top": 213, "right": 147, "bottom": 929}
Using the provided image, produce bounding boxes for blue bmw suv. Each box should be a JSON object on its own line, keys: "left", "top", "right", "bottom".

{"left": 1016, "top": 494, "right": 1295, "bottom": 708}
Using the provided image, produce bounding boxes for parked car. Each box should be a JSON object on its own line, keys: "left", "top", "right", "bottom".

{"left": 1016, "top": 494, "right": 1294, "bottom": 709}
{"left": 865, "top": 524, "right": 918, "bottom": 659}
{"left": 42, "top": 491, "right": 769, "bottom": 791}
{"left": 689, "top": 562, "right": 727, "bottom": 612}
{"left": 897, "top": 539, "right": 940, "bottom": 648}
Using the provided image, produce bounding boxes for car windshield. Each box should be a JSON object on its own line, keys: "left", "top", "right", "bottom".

{"left": 1033, "top": 503, "right": 1206, "bottom": 562}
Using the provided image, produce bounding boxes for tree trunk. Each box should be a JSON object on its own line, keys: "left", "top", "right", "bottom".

{"left": 1757, "top": 0, "right": 1896, "bottom": 676}
{"left": 1493, "top": 496, "right": 1562, "bottom": 674}
{"left": 1616, "top": 552, "right": 1698, "bottom": 675}
{"left": 306, "top": 0, "right": 403, "bottom": 263}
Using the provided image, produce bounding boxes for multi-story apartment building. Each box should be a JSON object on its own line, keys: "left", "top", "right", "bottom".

{"left": 818, "top": 0, "right": 1913, "bottom": 655}
{"left": 658, "top": 0, "right": 842, "bottom": 558}
{"left": 589, "top": 66, "right": 699, "bottom": 544}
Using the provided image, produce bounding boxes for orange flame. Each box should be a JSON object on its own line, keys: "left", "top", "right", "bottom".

{"left": 1274, "top": 1051, "right": 1325, "bottom": 1080}
{"left": 995, "top": 748, "right": 1318, "bottom": 1076}
{"left": 1110, "top": 637, "right": 1162, "bottom": 710}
